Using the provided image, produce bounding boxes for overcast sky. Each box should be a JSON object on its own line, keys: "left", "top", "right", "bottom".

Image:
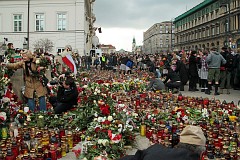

{"left": 94, "top": 0, "right": 204, "bottom": 51}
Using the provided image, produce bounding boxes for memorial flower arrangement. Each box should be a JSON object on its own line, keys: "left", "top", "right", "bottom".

{"left": 34, "top": 54, "right": 52, "bottom": 86}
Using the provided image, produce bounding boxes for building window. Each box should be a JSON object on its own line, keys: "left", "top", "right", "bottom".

{"left": 57, "top": 48, "right": 65, "bottom": 53}
{"left": 211, "top": 27, "right": 215, "bottom": 36}
{"left": 57, "top": 13, "right": 67, "bottom": 31}
{"left": 216, "top": 26, "right": 220, "bottom": 34}
{"left": 207, "top": 28, "right": 210, "bottom": 37}
{"left": 13, "top": 14, "right": 22, "bottom": 32}
{"left": 35, "top": 13, "right": 44, "bottom": 31}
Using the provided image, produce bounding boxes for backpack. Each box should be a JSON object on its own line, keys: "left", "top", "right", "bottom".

{"left": 126, "top": 60, "right": 133, "bottom": 68}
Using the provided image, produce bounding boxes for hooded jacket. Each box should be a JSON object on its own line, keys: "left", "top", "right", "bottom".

{"left": 118, "top": 144, "right": 201, "bottom": 160}
{"left": 206, "top": 51, "right": 226, "bottom": 68}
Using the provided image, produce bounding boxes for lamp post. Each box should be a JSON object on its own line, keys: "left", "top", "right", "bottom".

{"left": 27, "top": 0, "right": 30, "bottom": 49}
{"left": 170, "top": 20, "right": 173, "bottom": 52}
{"left": 220, "top": 0, "right": 231, "bottom": 48}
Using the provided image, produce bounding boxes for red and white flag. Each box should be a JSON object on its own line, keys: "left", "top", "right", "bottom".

{"left": 62, "top": 52, "right": 77, "bottom": 75}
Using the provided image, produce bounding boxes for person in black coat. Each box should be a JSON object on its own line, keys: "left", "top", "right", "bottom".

{"left": 175, "top": 58, "right": 188, "bottom": 91}
{"left": 118, "top": 125, "right": 206, "bottom": 160}
{"left": 188, "top": 51, "right": 200, "bottom": 91}
{"left": 164, "top": 67, "right": 181, "bottom": 93}
{"left": 49, "top": 76, "right": 78, "bottom": 114}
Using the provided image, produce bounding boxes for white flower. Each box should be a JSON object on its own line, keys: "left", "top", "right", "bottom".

{"left": 2, "top": 97, "right": 10, "bottom": 103}
{"left": 93, "top": 118, "right": 98, "bottom": 122}
{"left": 147, "top": 114, "right": 151, "bottom": 119}
{"left": 98, "top": 139, "right": 103, "bottom": 144}
{"left": 132, "top": 113, "right": 138, "bottom": 118}
{"left": 0, "top": 112, "right": 7, "bottom": 121}
{"left": 97, "top": 117, "right": 103, "bottom": 122}
{"left": 107, "top": 116, "right": 113, "bottom": 121}
{"left": 94, "top": 113, "right": 98, "bottom": 117}
{"left": 39, "top": 115, "right": 44, "bottom": 118}
{"left": 35, "top": 58, "right": 40, "bottom": 64}
{"left": 82, "top": 158, "right": 88, "bottom": 160}
{"left": 26, "top": 115, "right": 31, "bottom": 121}
{"left": 177, "top": 111, "right": 182, "bottom": 118}
{"left": 104, "top": 83, "right": 109, "bottom": 87}
{"left": 93, "top": 100, "right": 97, "bottom": 104}
{"left": 123, "top": 109, "right": 127, "bottom": 112}
{"left": 83, "top": 85, "right": 88, "bottom": 88}
{"left": 102, "top": 117, "right": 106, "bottom": 122}
{"left": 102, "top": 139, "right": 109, "bottom": 146}
{"left": 113, "top": 113, "right": 116, "bottom": 116}
{"left": 94, "top": 92, "right": 97, "bottom": 95}
{"left": 97, "top": 90, "right": 100, "bottom": 94}
{"left": 118, "top": 104, "right": 125, "bottom": 108}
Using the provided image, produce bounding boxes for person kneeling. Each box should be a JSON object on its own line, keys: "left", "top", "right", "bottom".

{"left": 49, "top": 76, "right": 78, "bottom": 114}
{"left": 146, "top": 72, "right": 165, "bottom": 91}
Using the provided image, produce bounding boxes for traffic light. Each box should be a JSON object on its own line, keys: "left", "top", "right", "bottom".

{"left": 98, "top": 27, "right": 102, "bottom": 33}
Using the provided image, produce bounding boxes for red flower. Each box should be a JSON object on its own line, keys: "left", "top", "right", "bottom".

{"left": 96, "top": 80, "right": 104, "bottom": 84}
{"left": 95, "top": 127, "right": 101, "bottom": 132}
{"left": 100, "top": 106, "right": 110, "bottom": 116}
{"left": 83, "top": 96, "right": 88, "bottom": 101}
{"left": 101, "top": 120, "right": 111, "bottom": 125}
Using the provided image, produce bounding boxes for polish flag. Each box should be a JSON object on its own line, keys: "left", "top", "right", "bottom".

{"left": 62, "top": 53, "right": 77, "bottom": 75}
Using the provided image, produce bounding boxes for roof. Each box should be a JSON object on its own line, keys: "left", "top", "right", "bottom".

{"left": 174, "top": 0, "right": 218, "bottom": 23}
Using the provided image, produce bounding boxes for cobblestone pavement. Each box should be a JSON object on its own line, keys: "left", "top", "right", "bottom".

{"left": 60, "top": 88, "right": 240, "bottom": 160}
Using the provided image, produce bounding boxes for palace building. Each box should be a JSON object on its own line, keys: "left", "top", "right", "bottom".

{"left": 174, "top": 0, "right": 240, "bottom": 51}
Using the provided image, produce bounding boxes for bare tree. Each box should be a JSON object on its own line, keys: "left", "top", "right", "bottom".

{"left": 33, "top": 38, "right": 54, "bottom": 53}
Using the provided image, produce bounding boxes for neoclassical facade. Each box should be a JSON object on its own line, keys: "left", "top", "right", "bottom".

{"left": 174, "top": 0, "right": 240, "bottom": 51}
{"left": 0, "top": 0, "right": 96, "bottom": 55}
{"left": 143, "top": 21, "right": 174, "bottom": 54}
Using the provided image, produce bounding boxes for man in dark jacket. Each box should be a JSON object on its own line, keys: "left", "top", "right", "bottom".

{"left": 220, "top": 47, "right": 235, "bottom": 94}
{"left": 164, "top": 67, "right": 181, "bottom": 93}
{"left": 119, "top": 125, "right": 206, "bottom": 160}
{"left": 188, "top": 51, "right": 200, "bottom": 91}
{"left": 49, "top": 76, "right": 78, "bottom": 114}
{"left": 175, "top": 58, "right": 188, "bottom": 91}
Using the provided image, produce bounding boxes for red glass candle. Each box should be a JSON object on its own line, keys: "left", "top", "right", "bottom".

{"left": 59, "top": 128, "right": 65, "bottom": 139}
{"left": 57, "top": 147, "right": 62, "bottom": 159}
{"left": 11, "top": 141, "right": 19, "bottom": 159}
{"left": 50, "top": 146, "right": 57, "bottom": 160}
{"left": 5, "top": 149, "right": 15, "bottom": 160}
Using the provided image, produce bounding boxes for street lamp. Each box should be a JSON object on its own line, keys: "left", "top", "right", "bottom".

{"left": 27, "top": 0, "right": 30, "bottom": 49}
{"left": 220, "top": 0, "right": 231, "bottom": 48}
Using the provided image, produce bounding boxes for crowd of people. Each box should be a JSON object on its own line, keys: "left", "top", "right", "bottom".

{"left": 82, "top": 47, "right": 240, "bottom": 95}
{"left": 1, "top": 43, "right": 240, "bottom": 113}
